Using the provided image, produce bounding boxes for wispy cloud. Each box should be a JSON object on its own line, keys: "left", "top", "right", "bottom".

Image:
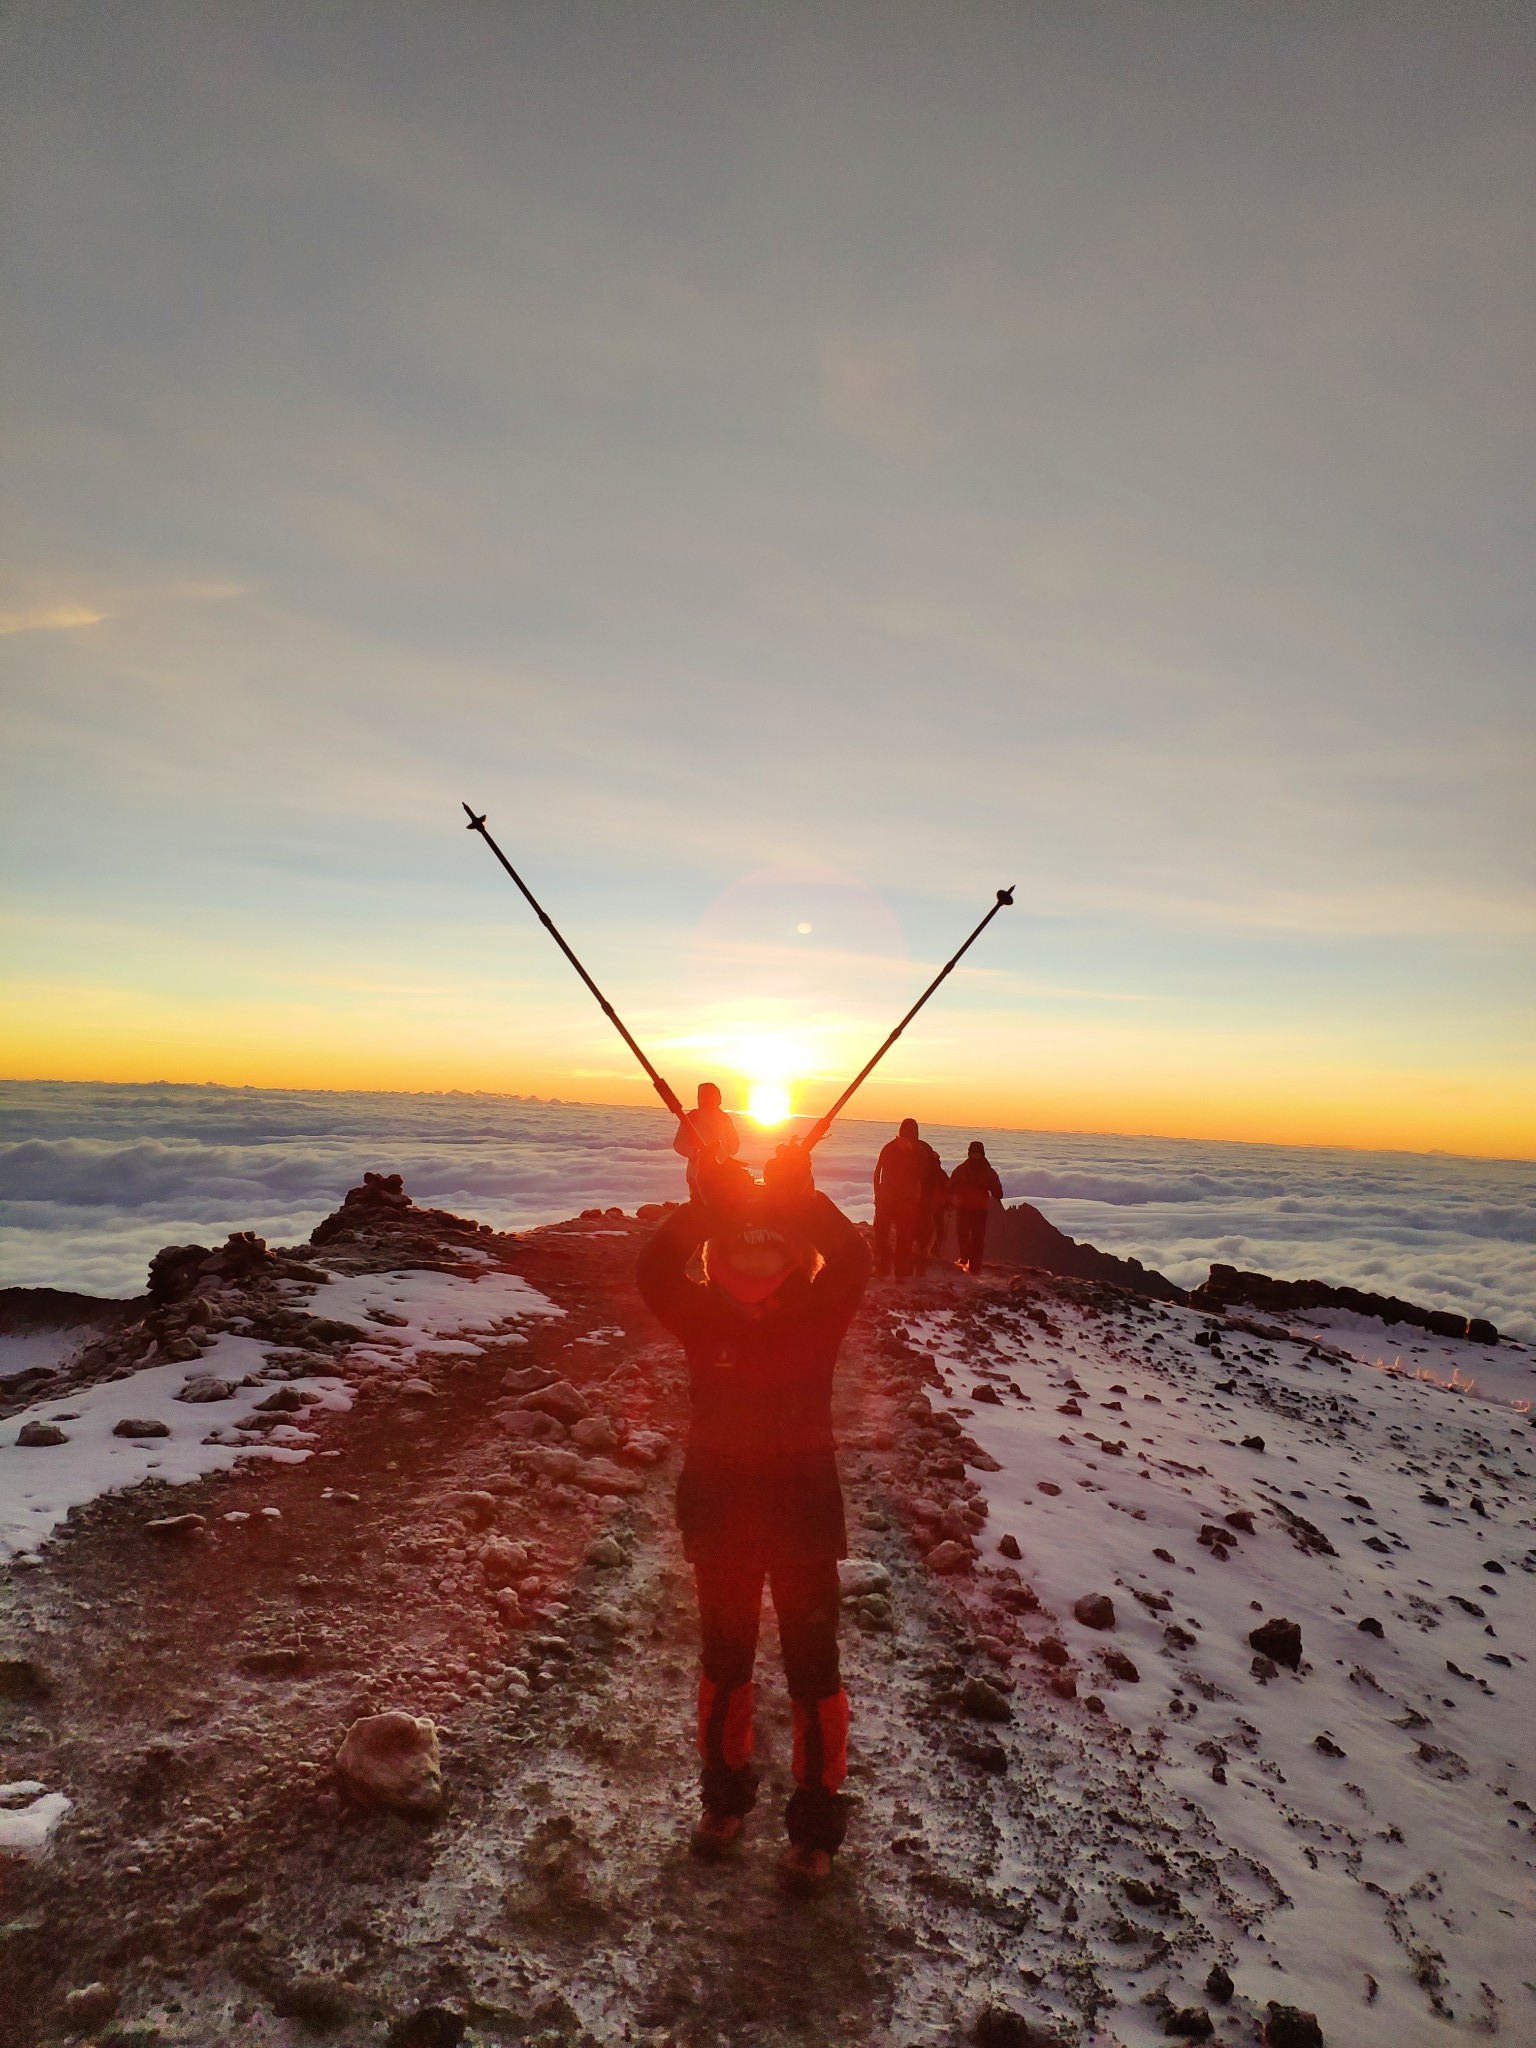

{"left": 0, "top": 604, "right": 104, "bottom": 638}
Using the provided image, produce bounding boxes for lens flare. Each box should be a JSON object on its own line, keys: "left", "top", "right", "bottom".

{"left": 747, "top": 1080, "right": 792, "bottom": 1126}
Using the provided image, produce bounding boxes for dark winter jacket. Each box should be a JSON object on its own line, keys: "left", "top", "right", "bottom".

{"left": 635, "top": 1193, "right": 871, "bottom": 1562}
{"left": 873, "top": 1136, "right": 943, "bottom": 1210}
{"left": 948, "top": 1155, "right": 1004, "bottom": 1212}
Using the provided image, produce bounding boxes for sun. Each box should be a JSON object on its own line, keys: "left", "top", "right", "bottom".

{"left": 747, "top": 1079, "right": 792, "bottom": 1126}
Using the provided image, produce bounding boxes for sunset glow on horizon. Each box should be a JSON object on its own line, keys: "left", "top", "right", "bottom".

{"left": 1, "top": 5, "right": 1531, "bottom": 1167}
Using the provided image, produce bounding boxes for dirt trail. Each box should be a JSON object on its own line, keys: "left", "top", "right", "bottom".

{"left": 2, "top": 1213, "right": 1261, "bottom": 2048}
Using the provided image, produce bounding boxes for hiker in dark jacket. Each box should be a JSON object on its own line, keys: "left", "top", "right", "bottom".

{"left": 948, "top": 1140, "right": 1004, "bottom": 1274}
{"left": 871, "top": 1118, "right": 942, "bottom": 1279}
{"left": 635, "top": 1145, "right": 871, "bottom": 1889}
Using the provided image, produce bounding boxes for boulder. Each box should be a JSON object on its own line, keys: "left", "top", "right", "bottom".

{"left": 113, "top": 1417, "right": 170, "bottom": 1439}
{"left": 577, "top": 1458, "right": 644, "bottom": 1496}
{"left": 569, "top": 1415, "right": 619, "bottom": 1454}
{"left": 1072, "top": 1593, "right": 1116, "bottom": 1630}
{"left": 1248, "top": 1617, "right": 1303, "bottom": 1671}
{"left": 516, "top": 1380, "right": 588, "bottom": 1425}
{"left": 1162, "top": 2012, "right": 1213, "bottom": 2040}
{"left": 960, "top": 1676, "right": 1013, "bottom": 1723}
{"left": 479, "top": 1537, "right": 529, "bottom": 1588}
{"left": 144, "top": 1514, "right": 206, "bottom": 1539}
{"left": 997, "top": 1533, "right": 1022, "bottom": 1560}
{"left": 838, "top": 1559, "right": 892, "bottom": 1598}
{"left": 175, "top": 1377, "right": 236, "bottom": 1403}
{"left": 1101, "top": 1649, "right": 1140, "bottom": 1682}
{"left": 1205, "top": 1964, "right": 1234, "bottom": 2003}
{"left": 584, "top": 1535, "right": 625, "bottom": 1569}
{"left": 16, "top": 1421, "right": 68, "bottom": 1447}
{"left": 1263, "top": 2007, "right": 1324, "bottom": 2048}
{"left": 61, "top": 1985, "right": 119, "bottom": 2030}
{"left": 335, "top": 1711, "right": 443, "bottom": 1817}
{"left": 973, "top": 2009, "right": 1062, "bottom": 2047}
{"left": 925, "top": 1540, "right": 972, "bottom": 1575}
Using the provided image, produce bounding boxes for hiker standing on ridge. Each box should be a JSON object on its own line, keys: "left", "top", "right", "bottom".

{"left": 948, "top": 1139, "right": 1004, "bottom": 1274}
{"left": 636, "top": 1144, "right": 871, "bottom": 1891}
{"left": 673, "top": 1080, "right": 740, "bottom": 1194}
{"left": 872, "top": 1118, "right": 941, "bottom": 1280}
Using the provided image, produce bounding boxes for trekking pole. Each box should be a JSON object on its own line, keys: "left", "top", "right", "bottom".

{"left": 798, "top": 887, "right": 1014, "bottom": 1153}
{"left": 462, "top": 803, "right": 695, "bottom": 1139}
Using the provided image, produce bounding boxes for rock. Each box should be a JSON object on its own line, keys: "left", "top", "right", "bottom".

{"left": 1046, "top": 1665, "right": 1074, "bottom": 1697}
{"left": 399, "top": 1377, "right": 436, "bottom": 1399}
{"left": 497, "top": 1409, "right": 565, "bottom": 1442}
{"left": 1072, "top": 1593, "right": 1116, "bottom": 1630}
{"left": 960, "top": 1676, "right": 1013, "bottom": 1723}
{"left": 1035, "top": 1637, "right": 1069, "bottom": 1667}
{"left": 1224, "top": 1509, "right": 1256, "bottom": 1533}
{"left": 619, "top": 1427, "right": 671, "bottom": 1465}
{"left": 1248, "top": 1617, "right": 1303, "bottom": 1671}
{"left": 516, "top": 1380, "right": 588, "bottom": 1425}
{"left": 1312, "top": 1733, "right": 1346, "bottom": 1758}
{"left": 998, "top": 1533, "right": 1022, "bottom": 1560}
{"left": 112, "top": 1417, "right": 170, "bottom": 1439}
{"left": 1263, "top": 2006, "right": 1324, "bottom": 2048}
{"left": 585, "top": 1535, "right": 625, "bottom": 1569}
{"left": 0, "top": 1658, "right": 52, "bottom": 1700}
{"left": 1241, "top": 1434, "right": 1266, "bottom": 1452}
{"left": 256, "top": 1386, "right": 313, "bottom": 1412}
{"left": 839, "top": 1559, "right": 892, "bottom": 1598}
{"left": 569, "top": 1415, "right": 619, "bottom": 1454}
{"left": 522, "top": 1446, "right": 582, "bottom": 1483}
{"left": 443, "top": 1490, "right": 497, "bottom": 1528}
{"left": 1205, "top": 1964, "right": 1234, "bottom": 2003}
{"left": 479, "top": 1537, "right": 530, "bottom": 1588}
{"left": 974, "top": 2009, "right": 1060, "bottom": 2047}
{"left": 1357, "top": 1616, "right": 1385, "bottom": 1638}
{"left": 502, "top": 1363, "right": 558, "bottom": 1394}
{"left": 16, "top": 1421, "right": 68, "bottom": 1447}
{"left": 577, "top": 1457, "right": 644, "bottom": 1496}
{"left": 1162, "top": 2011, "right": 1214, "bottom": 2040}
{"left": 175, "top": 1377, "right": 236, "bottom": 1403}
{"left": 273, "top": 1974, "right": 354, "bottom": 2029}
{"left": 99, "top": 2024, "right": 162, "bottom": 2048}
{"left": 144, "top": 1514, "right": 207, "bottom": 1539}
{"left": 238, "top": 1646, "right": 308, "bottom": 1677}
{"left": 1102, "top": 1649, "right": 1140, "bottom": 1682}
{"left": 1036, "top": 1480, "right": 1061, "bottom": 1496}
{"left": 925, "top": 1540, "right": 972, "bottom": 1575}
{"left": 335, "top": 1711, "right": 443, "bottom": 1817}
{"left": 61, "top": 1983, "right": 119, "bottom": 2030}
{"left": 385, "top": 2009, "right": 466, "bottom": 2048}
{"left": 956, "top": 1736, "right": 1008, "bottom": 1774}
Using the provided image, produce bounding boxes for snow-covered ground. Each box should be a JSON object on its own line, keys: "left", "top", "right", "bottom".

{"left": 906, "top": 1289, "right": 1536, "bottom": 2043}
{"left": 0, "top": 1268, "right": 562, "bottom": 1561}
{"left": 0, "top": 1329, "right": 90, "bottom": 1381}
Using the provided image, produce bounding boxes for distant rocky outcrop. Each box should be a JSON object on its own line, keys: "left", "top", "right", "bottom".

{"left": 986, "top": 1201, "right": 1187, "bottom": 1304}
{"left": 1189, "top": 1262, "right": 1498, "bottom": 1345}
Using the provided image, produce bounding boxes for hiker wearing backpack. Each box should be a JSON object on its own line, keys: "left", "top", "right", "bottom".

{"left": 948, "top": 1139, "right": 1004, "bottom": 1274}
{"left": 672, "top": 1080, "right": 740, "bottom": 1194}
{"left": 871, "top": 1118, "right": 943, "bottom": 1279}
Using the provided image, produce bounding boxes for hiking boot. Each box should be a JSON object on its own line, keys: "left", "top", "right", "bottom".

{"left": 690, "top": 1811, "right": 745, "bottom": 1861}
{"left": 779, "top": 1842, "right": 834, "bottom": 1893}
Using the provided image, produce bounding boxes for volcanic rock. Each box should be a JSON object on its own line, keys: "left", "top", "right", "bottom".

{"left": 925, "top": 1540, "right": 972, "bottom": 1575}
{"left": 1162, "top": 2011, "right": 1213, "bottom": 2040}
{"left": 479, "top": 1537, "right": 529, "bottom": 1588}
{"left": 1263, "top": 2007, "right": 1324, "bottom": 2048}
{"left": 1205, "top": 1963, "right": 1234, "bottom": 2003}
{"left": 997, "top": 1533, "right": 1022, "bottom": 1559}
{"left": 577, "top": 1458, "right": 644, "bottom": 1496}
{"left": 839, "top": 1559, "right": 892, "bottom": 1598}
{"left": 113, "top": 1417, "right": 170, "bottom": 1439}
{"left": 515, "top": 1380, "right": 588, "bottom": 1425}
{"left": 1072, "top": 1593, "right": 1116, "bottom": 1630}
{"left": 61, "top": 1984, "right": 119, "bottom": 2030}
{"left": 335, "top": 1711, "right": 443, "bottom": 1817}
{"left": 16, "top": 1421, "right": 68, "bottom": 1447}
{"left": 960, "top": 1676, "right": 1013, "bottom": 1723}
{"left": 1248, "top": 1617, "right": 1303, "bottom": 1670}
{"left": 569, "top": 1414, "right": 619, "bottom": 1454}
{"left": 1101, "top": 1649, "right": 1140, "bottom": 1682}
{"left": 175, "top": 1377, "right": 236, "bottom": 1403}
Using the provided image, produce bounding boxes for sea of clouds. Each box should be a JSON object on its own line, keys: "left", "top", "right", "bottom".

{"left": 2, "top": 1082, "right": 1532, "bottom": 1340}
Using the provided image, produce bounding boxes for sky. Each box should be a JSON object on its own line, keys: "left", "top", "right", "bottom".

{"left": 2, "top": 0, "right": 1533, "bottom": 1157}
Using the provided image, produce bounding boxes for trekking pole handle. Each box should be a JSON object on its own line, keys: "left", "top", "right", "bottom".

{"left": 463, "top": 803, "right": 690, "bottom": 1128}
{"left": 799, "top": 886, "right": 1014, "bottom": 1152}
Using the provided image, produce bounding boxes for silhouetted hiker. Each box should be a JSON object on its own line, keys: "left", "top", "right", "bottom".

{"left": 673, "top": 1080, "right": 740, "bottom": 1194}
{"left": 872, "top": 1117, "right": 941, "bottom": 1279}
{"left": 948, "top": 1140, "right": 1004, "bottom": 1274}
{"left": 636, "top": 1145, "right": 871, "bottom": 1891}
{"left": 918, "top": 1151, "right": 949, "bottom": 1269}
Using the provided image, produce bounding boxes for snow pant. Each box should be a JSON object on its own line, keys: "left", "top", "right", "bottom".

{"left": 694, "top": 1549, "right": 850, "bottom": 1852}
{"left": 956, "top": 1207, "right": 987, "bottom": 1273}
{"left": 872, "top": 1197, "right": 921, "bottom": 1279}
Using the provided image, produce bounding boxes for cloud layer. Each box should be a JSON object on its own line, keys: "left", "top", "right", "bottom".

{"left": 3, "top": 1083, "right": 1531, "bottom": 1340}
